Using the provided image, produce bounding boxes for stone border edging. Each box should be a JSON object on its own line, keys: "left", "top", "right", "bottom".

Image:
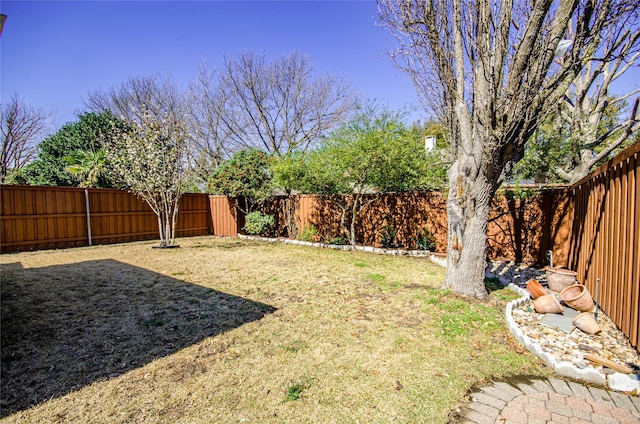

{"left": 237, "top": 234, "right": 446, "bottom": 260}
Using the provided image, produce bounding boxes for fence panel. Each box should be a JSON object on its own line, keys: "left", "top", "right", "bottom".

{"left": 1, "top": 185, "right": 88, "bottom": 251}
{"left": 568, "top": 142, "right": 640, "bottom": 349}
{"left": 487, "top": 188, "right": 573, "bottom": 265}
{"left": 1, "top": 185, "right": 211, "bottom": 252}
{"left": 208, "top": 196, "right": 240, "bottom": 237}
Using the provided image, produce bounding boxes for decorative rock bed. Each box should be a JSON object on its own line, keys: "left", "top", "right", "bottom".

{"left": 489, "top": 262, "right": 640, "bottom": 394}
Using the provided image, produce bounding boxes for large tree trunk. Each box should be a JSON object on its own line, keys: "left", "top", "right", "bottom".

{"left": 443, "top": 158, "right": 496, "bottom": 299}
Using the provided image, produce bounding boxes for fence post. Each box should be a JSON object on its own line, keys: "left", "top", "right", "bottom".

{"left": 84, "top": 189, "right": 92, "bottom": 246}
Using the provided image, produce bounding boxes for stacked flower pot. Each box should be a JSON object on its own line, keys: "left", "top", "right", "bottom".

{"left": 527, "top": 267, "right": 600, "bottom": 334}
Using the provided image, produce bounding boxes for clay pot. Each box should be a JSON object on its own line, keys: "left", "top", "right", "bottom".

{"left": 545, "top": 267, "right": 577, "bottom": 292}
{"left": 573, "top": 312, "right": 601, "bottom": 335}
{"left": 527, "top": 279, "right": 547, "bottom": 299}
{"left": 560, "top": 284, "right": 595, "bottom": 312}
{"left": 533, "top": 293, "right": 563, "bottom": 314}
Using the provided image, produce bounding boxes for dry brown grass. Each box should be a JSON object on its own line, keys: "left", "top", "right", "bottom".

{"left": 1, "top": 236, "right": 549, "bottom": 423}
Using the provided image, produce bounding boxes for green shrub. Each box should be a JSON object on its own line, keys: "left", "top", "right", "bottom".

{"left": 380, "top": 224, "right": 398, "bottom": 248}
{"left": 327, "top": 236, "right": 348, "bottom": 245}
{"left": 298, "top": 224, "right": 318, "bottom": 242}
{"left": 243, "top": 212, "right": 275, "bottom": 236}
{"left": 415, "top": 228, "right": 436, "bottom": 251}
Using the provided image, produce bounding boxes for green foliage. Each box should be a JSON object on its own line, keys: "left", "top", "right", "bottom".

{"left": 9, "top": 111, "right": 125, "bottom": 187}
{"left": 281, "top": 104, "right": 442, "bottom": 196}
{"left": 207, "top": 148, "right": 274, "bottom": 213}
{"left": 326, "top": 236, "right": 348, "bottom": 245}
{"left": 415, "top": 288, "right": 451, "bottom": 306}
{"left": 297, "top": 225, "right": 318, "bottom": 242}
{"left": 275, "top": 103, "right": 443, "bottom": 245}
{"left": 484, "top": 276, "right": 505, "bottom": 292}
{"left": 367, "top": 273, "right": 386, "bottom": 283}
{"left": 63, "top": 148, "right": 112, "bottom": 188}
{"left": 242, "top": 212, "right": 275, "bottom": 236}
{"left": 366, "top": 272, "right": 401, "bottom": 291}
{"left": 284, "top": 377, "right": 314, "bottom": 402}
{"left": 415, "top": 228, "right": 436, "bottom": 251}
{"left": 284, "top": 383, "right": 305, "bottom": 402}
{"left": 270, "top": 151, "right": 308, "bottom": 194}
{"left": 501, "top": 183, "right": 537, "bottom": 200}
{"left": 321, "top": 105, "right": 431, "bottom": 193}
{"left": 278, "top": 339, "right": 308, "bottom": 353}
{"left": 409, "top": 118, "right": 450, "bottom": 190}
{"left": 380, "top": 225, "right": 398, "bottom": 248}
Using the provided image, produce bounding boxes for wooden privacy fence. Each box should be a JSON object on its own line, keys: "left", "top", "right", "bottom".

{"left": 253, "top": 189, "right": 573, "bottom": 265}
{"left": 568, "top": 141, "right": 640, "bottom": 349}
{"left": 0, "top": 185, "right": 211, "bottom": 252}
{"left": 0, "top": 186, "right": 574, "bottom": 264}
{"left": 1, "top": 143, "right": 638, "bottom": 347}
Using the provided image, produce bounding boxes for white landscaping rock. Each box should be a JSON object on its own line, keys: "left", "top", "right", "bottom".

{"left": 608, "top": 372, "right": 640, "bottom": 394}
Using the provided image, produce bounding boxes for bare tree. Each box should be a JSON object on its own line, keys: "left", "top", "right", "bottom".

{"left": 216, "top": 51, "right": 356, "bottom": 155}
{"left": 553, "top": 19, "right": 640, "bottom": 183}
{"left": 185, "top": 62, "right": 232, "bottom": 182}
{"left": 1, "top": 93, "right": 51, "bottom": 182}
{"left": 379, "top": 0, "right": 636, "bottom": 298}
{"left": 84, "top": 74, "right": 185, "bottom": 131}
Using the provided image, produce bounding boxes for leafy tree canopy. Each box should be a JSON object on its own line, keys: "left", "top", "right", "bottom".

{"left": 8, "top": 111, "right": 125, "bottom": 187}
{"left": 270, "top": 150, "right": 308, "bottom": 194}
{"left": 63, "top": 148, "right": 112, "bottom": 188}
{"left": 297, "top": 104, "right": 442, "bottom": 195}
{"left": 207, "top": 148, "right": 274, "bottom": 213}
{"left": 272, "top": 103, "right": 442, "bottom": 245}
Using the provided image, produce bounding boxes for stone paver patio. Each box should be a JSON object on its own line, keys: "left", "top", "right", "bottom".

{"left": 452, "top": 376, "right": 640, "bottom": 423}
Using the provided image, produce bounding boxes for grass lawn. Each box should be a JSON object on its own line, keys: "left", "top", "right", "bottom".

{"left": 0, "top": 236, "right": 549, "bottom": 423}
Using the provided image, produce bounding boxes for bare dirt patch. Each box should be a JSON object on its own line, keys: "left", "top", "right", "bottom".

{"left": 1, "top": 236, "right": 549, "bottom": 423}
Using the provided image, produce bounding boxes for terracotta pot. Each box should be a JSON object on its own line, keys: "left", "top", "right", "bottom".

{"left": 560, "top": 284, "right": 595, "bottom": 312}
{"left": 573, "top": 312, "right": 601, "bottom": 335}
{"left": 545, "top": 267, "right": 577, "bottom": 292}
{"left": 527, "top": 278, "right": 547, "bottom": 299}
{"left": 533, "top": 294, "right": 563, "bottom": 314}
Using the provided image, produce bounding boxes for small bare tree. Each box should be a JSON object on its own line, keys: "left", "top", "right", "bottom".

{"left": 106, "top": 111, "right": 189, "bottom": 247}
{"left": 216, "top": 51, "right": 356, "bottom": 155}
{"left": 379, "top": 0, "right": 637, "bottom": 298}
{"left": 1, "top": 93, "right": 51, "bottom": 182}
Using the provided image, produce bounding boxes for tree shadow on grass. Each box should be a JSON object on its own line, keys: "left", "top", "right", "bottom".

{"left": 0, "top": 260, "right": 276, "bottom": 417}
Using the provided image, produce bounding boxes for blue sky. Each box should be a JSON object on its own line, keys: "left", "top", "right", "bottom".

{"left": 2, "top": 1, "right": 639, "bottom": 135}
{"left": 1, "top": 0, "right": 425, "bottom": 132}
